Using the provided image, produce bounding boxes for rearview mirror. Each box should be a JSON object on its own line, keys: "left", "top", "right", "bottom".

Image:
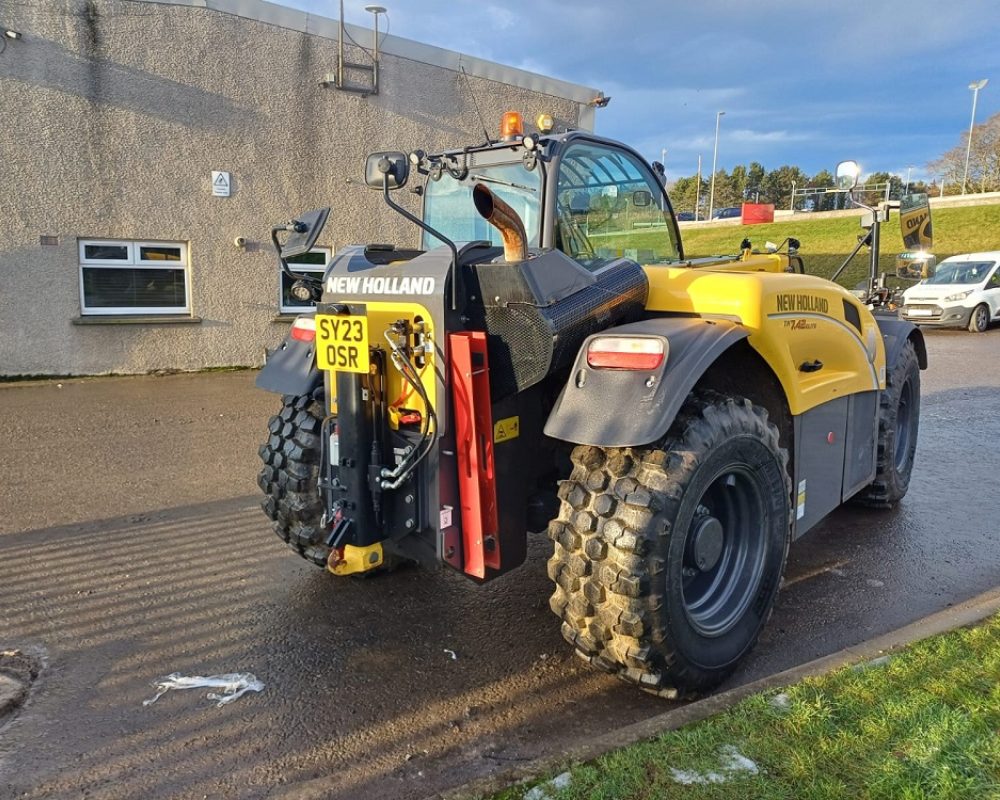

{"left": 899, "top": 192, "right": 933, "bottom": 251}
{"left": 365, "top": 151, "right": 409, "bottom": 190}
{"left": 632, "top": 189, "right": 652, "bottom": 207}
{"left": 895, "top": 250, "right": 937, "bottom": 280}
{"left": 835, "top": 160, "right": 861, "bottom": 191}
{"left": 279, "top": 207, "right": 330, "bottom": 259}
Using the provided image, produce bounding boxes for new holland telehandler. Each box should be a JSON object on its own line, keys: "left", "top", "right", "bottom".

{"left": 256, "top": 114, "right": 926, "bottom": 696}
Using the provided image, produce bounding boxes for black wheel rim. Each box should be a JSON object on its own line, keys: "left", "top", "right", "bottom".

{"left": 681, "top": 466, "right": 768, "bottom": 637}
{"left": 894, "top": 376, "right": 914, "bottom": 471}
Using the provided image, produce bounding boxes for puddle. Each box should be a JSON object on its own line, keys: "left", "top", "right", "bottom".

{"left": 0, "top": 649, "right": 43, "bottom": 727}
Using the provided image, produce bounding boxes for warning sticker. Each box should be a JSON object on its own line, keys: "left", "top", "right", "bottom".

{"left": 211, "top": 170, "right": 231, "bottom": 197}
{"left": 796, "top": 479, "right": 807, "bottom": 520}
{"left": 493, "top": 416, "right": 520, "bottom": 443}
{"left": 440, "top": 505, "right": 453, "bottom": 529}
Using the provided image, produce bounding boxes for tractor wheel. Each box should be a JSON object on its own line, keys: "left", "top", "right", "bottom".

{"left": 852, "top": 340, "right": 920, "bottom": 508}
{"left": 547, "top": 393, "right": 791, "bottom": 697}
{"left": 968, "top": 304, "right": 990, "bottom": 333}
{"left": 258, "top": 389, "right": 410, "bottom": 575}
{"left": 258, "top": 387, "right": 330, "bottom": 567}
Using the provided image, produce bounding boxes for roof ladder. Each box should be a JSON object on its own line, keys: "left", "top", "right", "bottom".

{"left": 331, "top": 0, "right": 381, "bottom": 96}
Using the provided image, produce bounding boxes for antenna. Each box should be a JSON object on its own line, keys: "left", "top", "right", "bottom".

{"left": 460, "top": 65, "right": 493, "bottom": 145}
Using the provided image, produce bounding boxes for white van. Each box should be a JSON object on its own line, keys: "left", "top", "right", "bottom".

{"left": 901, "top": 252, "right": 1000, "bottom": 332}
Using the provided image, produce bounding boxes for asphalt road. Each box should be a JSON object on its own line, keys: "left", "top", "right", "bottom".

{"left": 1, "top": 328, "right": 998, "bottom": 799}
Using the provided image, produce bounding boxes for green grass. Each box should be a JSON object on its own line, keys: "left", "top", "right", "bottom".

{"left": 490, "top": 614, "right": 1000, "bottom": 800}
{"left": 595, "top": 204, "right": 1000, "bottom": 291}
{"left": 680, "top": 205, "right": 1000, "bottom": 289}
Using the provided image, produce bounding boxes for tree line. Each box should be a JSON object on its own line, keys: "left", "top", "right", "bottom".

{"left": 668, "top": 110, "right": 1000, "bottom": 215}
{"left": 929, "top": 110, "right": 1000, "bottom": 194}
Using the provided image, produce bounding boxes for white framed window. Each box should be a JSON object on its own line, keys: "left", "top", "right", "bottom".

{"left": 280, "top": 247, "right": 331, "bottom": 314}
{"left": 79, "top": 239, "right": 190, "bottom": 315}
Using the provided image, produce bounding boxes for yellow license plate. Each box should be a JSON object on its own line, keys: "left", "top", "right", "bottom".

{"left": 315, "top": 314, "right": 370, "bottom": 373}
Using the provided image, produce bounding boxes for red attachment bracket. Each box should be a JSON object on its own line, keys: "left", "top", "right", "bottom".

{"left": 449, "top": 331, "right": 499, "bottom": 578}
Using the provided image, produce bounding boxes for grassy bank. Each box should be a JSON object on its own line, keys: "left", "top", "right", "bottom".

{"left": 492, "top": 614, "right": 1000, "bottom": 800}
{"left": 680, "top": 205, "right": 1000, "bottom": 289}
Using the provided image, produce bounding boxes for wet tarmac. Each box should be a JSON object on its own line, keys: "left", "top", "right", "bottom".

{"left": 1, "top": 328, "right": 998, "bottom": 799}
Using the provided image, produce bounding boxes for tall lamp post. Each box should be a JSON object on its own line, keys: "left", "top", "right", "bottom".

{"left": 962, "top": 78, "right": 989, "bottom": 195}
{"left": 694, "top": 154, "right": 702, "bottom": 220}
{"left": 708, "top": 110, "right": 725, "bottom": 219}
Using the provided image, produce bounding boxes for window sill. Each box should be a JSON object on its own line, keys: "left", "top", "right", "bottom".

{"left": 72, "top": 315, "right": 203, "bottom": 326}
{"left": 272, "top": 313, "right": 313, "bottom": 323}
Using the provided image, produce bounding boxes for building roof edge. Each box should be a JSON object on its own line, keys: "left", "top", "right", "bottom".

{"left": 137, "top": 0, "right": 603, "bottom": 105}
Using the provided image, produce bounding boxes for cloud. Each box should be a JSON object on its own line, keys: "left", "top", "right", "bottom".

{"left": 484, "top": 5, "right": 518, "bottom": 30}
{"left": 281, "top": 0, "right": 1000, "bottom": 176}
{"left": 727, "top": 128, "right": 813, "bottom": 144}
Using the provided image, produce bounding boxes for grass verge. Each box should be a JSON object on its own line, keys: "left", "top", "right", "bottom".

{"left": 491, "top": 614, "right": 1000, "bottom": 800}
{"left": 680, "top": 205, "right": 1000, "bottom": 289}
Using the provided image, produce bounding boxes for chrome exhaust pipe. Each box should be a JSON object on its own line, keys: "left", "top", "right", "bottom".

{"left": 472, "top": 183, "right": 528, "bottom": 263}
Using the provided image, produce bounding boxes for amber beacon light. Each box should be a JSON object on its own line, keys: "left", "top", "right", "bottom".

{"left": 500, "top": 111, "right": 524, "bottom": 141}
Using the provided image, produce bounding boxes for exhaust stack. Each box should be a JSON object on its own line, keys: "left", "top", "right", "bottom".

{"left": 472, "top": 183, "right": 528, "bottom": 263}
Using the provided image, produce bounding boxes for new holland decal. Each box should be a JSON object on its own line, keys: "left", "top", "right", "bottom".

{"left": 775, "top": 294, "right": 830, "bottom": 313}
{"left": 325, "top": 275, "right": 436, "bottom": 296}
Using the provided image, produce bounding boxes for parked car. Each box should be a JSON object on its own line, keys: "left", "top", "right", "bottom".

{"left": 676, "top": 211, "right": 695, "bottom": 221}
{"left": 712, "top": 206, "right": 741, "bottom": 220}
{"left": 900, "top": 251, "right": 1000, "bottom": 332}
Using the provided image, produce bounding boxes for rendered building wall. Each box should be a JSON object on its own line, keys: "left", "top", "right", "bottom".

{"left": 0, "top": 0, "right": 596, "bottom": 375}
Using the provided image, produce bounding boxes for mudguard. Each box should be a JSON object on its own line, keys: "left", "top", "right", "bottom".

{"left": 255, "top": 335, "right": 321, "bottom": 396}
{"left": 544, "top": 317, "right": 750, "bottom": 447}
{"left": 875, "top": 314, "right": 928, "bottom": 370}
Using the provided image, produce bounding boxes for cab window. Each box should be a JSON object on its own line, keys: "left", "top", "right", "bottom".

{"left": 554, "top": 142, "right": 679, "bottom": 270}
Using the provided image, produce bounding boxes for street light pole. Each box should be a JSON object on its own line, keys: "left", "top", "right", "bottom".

{"left": 963, "top": 79, "right": 989, "bottom": 195}
{"left": 695, "top": 154, "right": 702, "bottom": 220}
{"left": 904, "top": 165, "right": 913, "bottom": 194}
{"left": 708, "top": 111, "right": 725, "bottom": 219}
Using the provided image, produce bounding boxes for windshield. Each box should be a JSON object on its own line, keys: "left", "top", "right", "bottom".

{"left": 925, "top": 261, "right": 995, "bottom": 285}
{"left": 421, "top": 162, "right": 541, "bottom": 250}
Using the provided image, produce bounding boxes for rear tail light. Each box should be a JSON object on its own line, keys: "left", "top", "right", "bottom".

{"left": 290, "top": 315, "right": 316, "bottom": 342}
{"left": 587, "top": 336, "right": 665, "bottom": 370}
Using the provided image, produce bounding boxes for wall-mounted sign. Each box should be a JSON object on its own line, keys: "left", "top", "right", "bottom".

{"left": 211, "top": 171, "right": 231, "bottom": 197}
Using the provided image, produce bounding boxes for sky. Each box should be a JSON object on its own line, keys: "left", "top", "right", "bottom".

{"left": 284, "top": 0, "right": 1000, "bottom": 185}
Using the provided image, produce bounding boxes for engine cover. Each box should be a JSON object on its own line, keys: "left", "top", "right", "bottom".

{"left": 465, "top": 250, "right": 649, "bottom": 399}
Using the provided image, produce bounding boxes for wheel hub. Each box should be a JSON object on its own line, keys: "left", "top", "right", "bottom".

{"left": 691, "top": 515, "right": 724, "bottom": 572}
{"left": 681, "top": 467, "right": 769, "bottom": 638}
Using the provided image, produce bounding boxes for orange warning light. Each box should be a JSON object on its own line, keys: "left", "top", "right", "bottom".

{"left": 500, "top": 111, "right": 524, "bottom": 141}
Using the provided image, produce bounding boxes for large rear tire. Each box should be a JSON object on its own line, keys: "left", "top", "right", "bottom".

{"left": 852, "top": 340, "right": 920, "bottom": 508}
{"left": 258, "top": 388, "right": 330, "bottom": 567}
{"left": 547, "top": 394, "right": 791, "bottom": 697}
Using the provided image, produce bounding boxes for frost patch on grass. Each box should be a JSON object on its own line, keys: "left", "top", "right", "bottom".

{"left": 853, "top": 654, "right": 891, "bottom": 671}
{"left": 524, "top": 771, "right": 571, "bottom": 800}
{"left": 669, "top": 745, "right": 759, "bottom": 785}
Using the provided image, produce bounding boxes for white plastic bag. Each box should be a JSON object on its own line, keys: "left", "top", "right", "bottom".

{"left": 143, "top": 672, "right": 264, "bottom": 708}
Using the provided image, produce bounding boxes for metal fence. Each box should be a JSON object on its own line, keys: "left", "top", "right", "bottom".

{"left": 789, "top": 183, "right": 890, "bottom": 213}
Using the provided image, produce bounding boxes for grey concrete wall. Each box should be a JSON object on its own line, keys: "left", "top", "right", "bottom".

{"left": 0, "top": 0, "right": 590, "bottom": 375}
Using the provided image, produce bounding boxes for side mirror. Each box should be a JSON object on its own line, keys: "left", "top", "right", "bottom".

{"left": 279, "top": 207, "right": 330, "bottom": 259}
{"left": 632, "top": 189, "right": 652, "bottom": 207}
{"left": 835, "top": 160, "right": 861, "bottom": 191}
{"left": 899, "top": 192, "right": 933, "bottom": 251}
{"left": 365, "top": 151, "right": 409, "bottom": 190}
